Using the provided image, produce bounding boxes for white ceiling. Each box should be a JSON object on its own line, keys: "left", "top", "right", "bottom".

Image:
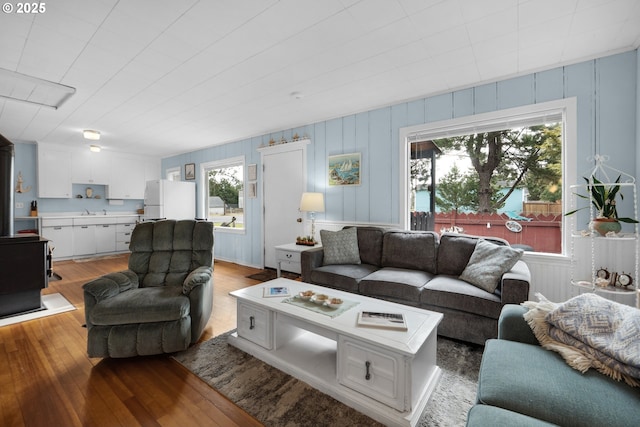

{"left": 0, "top": 0, "right": 639, "bottom": 157}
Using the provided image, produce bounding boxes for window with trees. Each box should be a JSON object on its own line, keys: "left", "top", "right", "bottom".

{"left": 203, "top": 156, "right": 245, "bottom": 230}
{"left": 400, "top": 99, "right": 577, "bottom": 256}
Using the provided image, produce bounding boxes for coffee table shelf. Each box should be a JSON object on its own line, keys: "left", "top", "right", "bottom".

{"left": 229, "top": 278, "right": 443, "bottom": 427}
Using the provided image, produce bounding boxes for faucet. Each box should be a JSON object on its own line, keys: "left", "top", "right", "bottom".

{"left": 84, "top": 208, "right": 90, "bottom": 215}
{"left": 103, "top": 209, "right": 107, "bottom": 215}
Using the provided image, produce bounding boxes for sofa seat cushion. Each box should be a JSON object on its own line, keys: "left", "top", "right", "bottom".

{"left": 90, "top": 286, "right": 190, "bottom": 326}
{"left": 466, "top": 404, "right": 558, "bottom": 426}
{"left": 359, "top": 267, "right": 433, "bottom": 303}
{"left": 421, "top": 276, "right": 502, "bottom": 319}
{"left": 478, "top": 339, "right": 640, "bottom": 427}
{"left": 310, "top": 264, "right": 379, "bottom": 293}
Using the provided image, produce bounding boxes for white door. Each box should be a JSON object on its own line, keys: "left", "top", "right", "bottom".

{"left": 262, "top": 145, "right": 306, "bottom": 269}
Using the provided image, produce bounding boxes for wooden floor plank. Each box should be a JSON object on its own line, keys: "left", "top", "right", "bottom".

{"left": 0, "top": 254, "right": 266, "bottom": 427}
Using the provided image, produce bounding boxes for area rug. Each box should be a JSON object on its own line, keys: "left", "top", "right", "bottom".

{"left": 173, "top": 330, "right": 483, "bottom": 426}
{"left": 247, "top": 269, "right": 300, "bottom": 282}
{"left": 0, "top": 293, "right": 76, "bottom": 327}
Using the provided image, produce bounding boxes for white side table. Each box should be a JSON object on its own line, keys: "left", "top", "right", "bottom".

{"left": 274, "top": 243, "right": 320, "bottom": 277}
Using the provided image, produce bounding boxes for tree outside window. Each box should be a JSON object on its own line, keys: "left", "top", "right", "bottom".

{"left": 206, "top": 162, "right": 244, "bottom": 229}
{"left": 410, "top": 122, "right": 563, "bottom": 253}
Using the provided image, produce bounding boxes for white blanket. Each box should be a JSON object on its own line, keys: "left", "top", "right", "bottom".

{"left": 523, "top": 293, "right": 640, "bottom": 387}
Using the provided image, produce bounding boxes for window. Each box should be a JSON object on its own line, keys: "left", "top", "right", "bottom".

{"left": 400, "top": 99, "right": 577, "bottom": 256}
{"left": 201, "top": 156, "right": 245, "bottom": 231}
{"left": 166, "top": 167, "right": 180, "bottom": 181}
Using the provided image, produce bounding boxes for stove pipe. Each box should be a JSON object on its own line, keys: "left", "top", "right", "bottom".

{"left": 0, "top": 133, "right": 15, "bottom": 237}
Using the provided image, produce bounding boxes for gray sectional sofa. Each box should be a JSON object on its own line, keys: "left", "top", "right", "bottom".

{"left": 301, "top": 226, "right": 531, "bottom": 345}
{"left": 466, "top": 304, "right": 640, "bottom": 426}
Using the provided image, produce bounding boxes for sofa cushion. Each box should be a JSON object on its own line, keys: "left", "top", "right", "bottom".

{"left": 437, "top": 234, "right": 480, "bottom": 275}
{"left": 466, "top": 404, "right": 558, "bottom": 427}
{"left": 459, "top": 239, "right": 523, "bottom": 293}
{"left": 421, "top": 276, "right": 502, "bottom": 319}
{"left": 309, "top": 264, "right": 378, "bottom": 293}
{"left": 437, "top": 233, "right": 509, "bottom": 276}
{"left": 359, "top": 267, "right": 433, "bottom": 304}
{"left": 320, "top": 228, "right": 361, "bottom": 265}
{"left": 349, "top": 226, "right": 385, "bottom": 267}
{"left": 381, "top": 230, "right": 438, "bottom": 273}
{"left": 90, "top": 286, "right": 190, "bottom": 325}
{"left": 478, "top": 339, "right": 640, "bottom": 427}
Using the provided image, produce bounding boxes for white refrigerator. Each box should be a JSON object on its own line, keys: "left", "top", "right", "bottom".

{"left": 143, "top": 179, "right": 196, "bottom": 221}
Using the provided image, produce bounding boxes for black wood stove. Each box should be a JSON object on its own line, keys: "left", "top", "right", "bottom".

{"left": 0, "top": 133, "right": 49, "bottom": 317}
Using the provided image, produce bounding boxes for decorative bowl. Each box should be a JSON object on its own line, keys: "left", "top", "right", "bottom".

{"left": 325, "top": 297, "right": 343, "bottom": 309}
{"left": 298, "top": 290, "right": 315, "bottom": 300}
{"left": 311, "top": 294, "right": 329, "bottom": 305}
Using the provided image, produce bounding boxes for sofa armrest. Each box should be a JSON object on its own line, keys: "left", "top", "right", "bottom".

{"left": 182, "top": 266, "right": 213, "bottom": 294}
{"left": 183, "top": 266, "right": 213, "bottom": 344}
{"left": 82, "top": 270, "right": 139, "bottom": 329}
{"left": 301, "top": 247, "right": 324, "bottom": 282}
{"left": 500, "top": 260, "right": 530, "bottom": 304}
{"left": 498, "top": 304, "right": 539, "bottom": 345}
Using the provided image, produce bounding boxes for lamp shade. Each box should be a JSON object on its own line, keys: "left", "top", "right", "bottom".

{"left": 299, "top": 192, "right": 324, "bottom": 212}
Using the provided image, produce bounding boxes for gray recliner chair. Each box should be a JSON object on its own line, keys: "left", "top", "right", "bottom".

{"left": 83, "top": 219, "right": 214, "bottom": 358}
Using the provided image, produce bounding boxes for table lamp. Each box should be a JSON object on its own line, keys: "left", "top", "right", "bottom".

{"left": 299, "top": 192, "right": 325, "bottom": 243}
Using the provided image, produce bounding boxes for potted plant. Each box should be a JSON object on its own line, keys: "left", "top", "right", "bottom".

{"left": 296, "top": 235, "right": 317, "bottom": 246}
{"left": 565, "top": 175, "right": 638, "bottom": 235}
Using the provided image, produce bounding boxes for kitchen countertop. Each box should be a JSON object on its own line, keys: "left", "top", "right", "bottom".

{"left": 23, "top": 212, "right": 140, "bottom": 219}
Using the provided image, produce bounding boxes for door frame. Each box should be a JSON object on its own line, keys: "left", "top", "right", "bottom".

{"left": 258, "top": 139, "right": 310, "bottom": 268}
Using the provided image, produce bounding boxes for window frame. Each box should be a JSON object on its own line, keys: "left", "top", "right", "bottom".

{"left": 166, "top": 167, "right": 180, "bottom": 181}
{"left": 200, "top": 155, "right": 246, "bottom": 234}
{"left": 399, "top": 98, "right": 577, "bottom": 257}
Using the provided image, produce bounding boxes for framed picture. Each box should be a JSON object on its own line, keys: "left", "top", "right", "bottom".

{"left": 248, "top": 182, "right": 257, "bottom": 198}
{"left": 248, "top": 163, "right": 257, "bottom": 181}
{"left": 328, "top": 152, "right": 361, "bottom": 186}
{"left": 185, "top": 163, "right": 195, "bottom": 180}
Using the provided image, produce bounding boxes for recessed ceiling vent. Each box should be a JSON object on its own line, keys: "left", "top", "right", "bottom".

{"left": 0, "top": 67, "right": 75, "bottom": 109}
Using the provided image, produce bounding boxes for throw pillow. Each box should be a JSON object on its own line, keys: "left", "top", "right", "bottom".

{"left": 320, "top": 228, "right": 361, "bottom": 266}
{"left": 458, "top": 239, "right": 523, "bottom": 293}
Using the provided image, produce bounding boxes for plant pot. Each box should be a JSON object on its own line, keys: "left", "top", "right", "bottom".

{"left": 590, "top": 218, "right": 621, "bottom": 236}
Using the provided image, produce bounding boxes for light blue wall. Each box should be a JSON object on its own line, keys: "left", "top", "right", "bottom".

{"left": 163, "top": 50, "right": 637, "bottom": 267}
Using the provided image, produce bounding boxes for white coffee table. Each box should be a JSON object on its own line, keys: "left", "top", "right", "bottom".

{"left": 228, "top": 278, "right": 443, "bottom": 427}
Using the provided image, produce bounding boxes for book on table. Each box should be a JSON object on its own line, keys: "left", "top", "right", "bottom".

{"left": 357, "top": 311, "right": 408, "bottom": 331}
{"left": 263, "top": 286, "right": 291, "bottom": 298}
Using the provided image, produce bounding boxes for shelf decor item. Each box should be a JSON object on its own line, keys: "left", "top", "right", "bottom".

{"left": 565, "top": 158, "right": 638, "bottom": 236}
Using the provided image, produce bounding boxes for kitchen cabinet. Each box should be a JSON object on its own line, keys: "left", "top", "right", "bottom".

{"left": 37, "top": 144, "right": 72, "bottom": 198}
{"left": 107, "top": 156, "right": 145, "bottom": 199}
{"left": 41, "top": 218, "right": 73, "bottom": 259}
{"left": 116, "top": 222, "right": 136, "bottom": 252}
{"left": 40, "top": 215, "right": 138, "bottom": 259}
{"left": 38, "top": 144, "right": 159, "bottom": 200}
{"left": 71, "top": 150, "right": 111, "bottom": 184}
{"left": 73, "top": 224, "right": 96, "bottom": 256}
{"left": 95, "top": 223, "right": 117, "bottom": 253}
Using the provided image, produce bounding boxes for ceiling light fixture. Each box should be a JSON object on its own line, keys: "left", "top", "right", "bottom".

{"left": 83, "top": 130, "right": 100, "bottom": 140}
{"left": 0, "top": 67, "right": 76, "bottom": 109}
{"left": 290, "top": 91, "right": 303, "bottom": 100}
{"left": 89, "top": 144, "right": 101, "bottom": 153}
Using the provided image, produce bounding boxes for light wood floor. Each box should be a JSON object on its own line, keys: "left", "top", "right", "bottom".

{"left": 0, "top": 254, "right": 270, "bottom": 427}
